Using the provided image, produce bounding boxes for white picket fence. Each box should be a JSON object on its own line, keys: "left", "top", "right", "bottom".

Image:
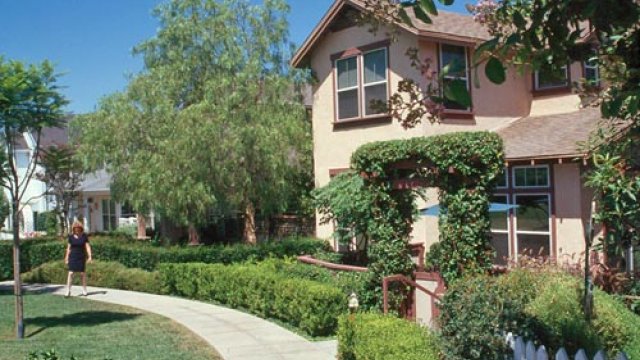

{"left": 506, "top": 333, "right": 629, "bottom": 360}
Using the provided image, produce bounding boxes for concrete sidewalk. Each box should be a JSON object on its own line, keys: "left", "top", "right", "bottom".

{"left": 0, "top": 282, "right": 337, "bottom": 360}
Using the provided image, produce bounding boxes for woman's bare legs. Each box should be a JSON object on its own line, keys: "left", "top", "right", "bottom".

{"left": 66, "top": 272, "right": 74, "bottom": 296}
{"left": 81, "top": 272, "right": 88, "bottom": 296}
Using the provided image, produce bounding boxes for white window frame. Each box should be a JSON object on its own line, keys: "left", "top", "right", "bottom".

{"left": 14, "top": 150, "right": 31, "bottom": 170}
{"left": 513, "top": 193, "right": 552, "bottom": 259}
{"left": 512, "top": 165, "right": 550, "bottom": 189}
{"left": 534, "top": 65, "right": 569, "bottom": 90}
{"left": 335, "top": 55, "right": 360, "bottom": 121}
{"left": 334, "top": 47, "right": 389, "bottom": 121}
{"left": 439, "top": 43, "right": 470, "bottom": 110}
{"left": 361, "top": 48, "right": 388, "bottom": 117}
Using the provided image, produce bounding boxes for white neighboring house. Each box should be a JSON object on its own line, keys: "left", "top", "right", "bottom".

{"left": 77, "top": 169, "right": 141, "bottom": 233}
{"left": 1, "top": 125, "right": 148, "bottom": 238}
{"left": 2, "top": 130, "right": 57, "bottom": 239}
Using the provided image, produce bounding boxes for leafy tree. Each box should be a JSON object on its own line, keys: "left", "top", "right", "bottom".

{"left": 0, "top": 192, "right": 10, "bottom": 229}
{"left": 0, "top": 57, "right": 67, "bottom": 339}
{"left": 36, "top": 145, "right": 84, "bottom": 236}
{"left": 75, "top": 0, "right": 310, "bottom": 244}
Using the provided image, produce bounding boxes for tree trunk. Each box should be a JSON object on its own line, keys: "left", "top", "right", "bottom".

{"left": 243, "top": 202, "right": 257, "bottom": 245}
{"left": 188, "top": 223, "right": 200, "bottom": 245}
{"left": 12, "top": 201, "right": 24, "bottom": 339}
{"left": 136, "top": 214, "right": 147, "bottom": 240}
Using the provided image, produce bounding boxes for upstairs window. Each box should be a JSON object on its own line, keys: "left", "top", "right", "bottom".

{"left": 335, "top": 48, "right": 388, "bottom": 121}
{"left": 439, "top": 44, "right": 470, "bottom": 110}
{"left": 534, "top": 64, "right": 569, "bottom": 90}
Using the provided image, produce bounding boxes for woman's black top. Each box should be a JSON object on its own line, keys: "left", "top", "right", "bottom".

{"left": 67, "top": 233, "right": 89, "bottom": 272}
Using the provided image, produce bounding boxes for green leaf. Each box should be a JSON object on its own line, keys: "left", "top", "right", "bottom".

{"left": 397, "top": 8, "right": 413, "bottom": 27}
{"left": 438, "top": 0, "right": 454, "bottom": 5}
{"left": 513, "top": 11, "right": 526, "bottom": 29}
{"left": 413, "top": 4, "right": 432, "bottom": 24}
{"left": 485, "top": 57, "right": 506, "bottom": 84}
{"left": 444, "top": 79, "right": 472, "bottom": 108}
{"left": 419, "top": 0, "right": 438, "bottom": 16}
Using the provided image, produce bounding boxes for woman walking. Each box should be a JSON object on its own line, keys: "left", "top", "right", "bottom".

{"left": 64, "top": 221, "right": 92, "bottom": 297}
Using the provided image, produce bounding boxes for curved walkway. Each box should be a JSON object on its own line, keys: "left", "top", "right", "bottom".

{"left": 0, "top": 281, "right": 337, "bottom": 360}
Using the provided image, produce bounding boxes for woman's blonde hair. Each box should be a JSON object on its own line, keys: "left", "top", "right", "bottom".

{"left": 71, "top": 221, "right": 84, "bottom": 232}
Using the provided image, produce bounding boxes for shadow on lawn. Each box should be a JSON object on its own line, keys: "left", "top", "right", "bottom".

{"left": 27, "top": 311, "right": 141, "bottom": 337}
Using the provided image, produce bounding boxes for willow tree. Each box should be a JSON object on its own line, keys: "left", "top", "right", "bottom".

{"left": 75, "top": 0, "right": 310, "bottom": 244}
{"left": 0, "top": 58, "right": 67, "bottom": 339}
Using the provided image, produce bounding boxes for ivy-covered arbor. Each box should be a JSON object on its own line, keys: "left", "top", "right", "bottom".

{"left": 319, "top": 131, "right": 503, "bottom": 305}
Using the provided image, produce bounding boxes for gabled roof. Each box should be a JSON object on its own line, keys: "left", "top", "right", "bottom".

{"left": 499, "top": 107, "right": 602, "bottom": 161}
{"left": 291, "top": 0, "right": 490, "bottom": 68}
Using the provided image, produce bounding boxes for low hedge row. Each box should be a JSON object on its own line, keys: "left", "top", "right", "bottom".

{"left": 22, "top": 260, "right": 163, "bottom": 294}
{"left": 159, "top": 262, "right": 345, "bottom": 336}
{"left": 337, "top": 313, "right": 440, "bottom": 360}
{"left": 439, "top": 269, "right": 640, "bottom": 359}
{"left": 0, "top": 236, "right": 329, "bottom": 279}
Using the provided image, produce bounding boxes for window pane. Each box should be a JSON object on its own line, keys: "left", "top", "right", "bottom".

{"left": 585, "top": 65, "right": 599, "bottom": 85}
{"left": 490, "top": 195, "right": 508, "bottom": 230}
{"left": 490, "top": 232, "right": 510, "bottom": 265}
{"left": 516, "top": 195, "right": 549, "bottom": 232}
{"left": 337, "top": 57, "right": 357, "bottom": 89}
{"left": 514, "top": 167, "right": 548, "bottom": 187}
{"left": 364, "top": 49, "right": 386, "bottom": 84}
{"left": 338, "top": 89, "right": 359, "bottom": 119}
{"left": 537, "top": 64, "right": 568, "bottom": 89}
{"left": 364, "top": 83, "right": 387, "bottom": 115}
{"left": 16, "top": 152, "right": 29, "bottom": 169}
{"left": 517, "top": 233, "right": 550, "bottom": 257}
{"left": 496, "top": 168, "right": 507, "bottom": 188}
{"left": 442, "top": 78, "right": 468, "bottom": 110}
{"left": 441, "top": 44, "right": 466, "bottom": 77}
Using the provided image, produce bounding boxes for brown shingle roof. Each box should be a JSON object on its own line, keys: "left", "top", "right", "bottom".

{"left": 292, "top": 0, "right": 488, "bottom": 68}
{"left": 498, "top": 108, "right": 601, "bottom": 161}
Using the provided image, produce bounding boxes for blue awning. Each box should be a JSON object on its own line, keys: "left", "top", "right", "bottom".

{"left": 420, "top": 203, "right": 518, "bottom": 216}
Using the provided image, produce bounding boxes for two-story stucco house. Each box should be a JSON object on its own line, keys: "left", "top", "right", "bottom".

{"left": 293, "top": 0, "right": 602, "bottom": 264}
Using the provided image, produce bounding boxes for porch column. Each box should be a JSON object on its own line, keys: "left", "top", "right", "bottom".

{"left": 136, "top": 213, "right": 148, "bottom": 240}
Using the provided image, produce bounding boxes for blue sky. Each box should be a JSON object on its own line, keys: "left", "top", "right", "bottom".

{"left": 0, "top": 0, "right": 468, "bottom": 114}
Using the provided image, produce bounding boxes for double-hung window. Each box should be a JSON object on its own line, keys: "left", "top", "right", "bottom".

{"left": 512, "top": 165, "right": 551, "bottom": 258}
{"left": 534, "top": 64, "right": 569, "bottom": 90}
{"left": 335, "top": 48, "right": 388, "bottom": 121}
{"left": 439, "top": 44, "right": 470, "bottom": 110}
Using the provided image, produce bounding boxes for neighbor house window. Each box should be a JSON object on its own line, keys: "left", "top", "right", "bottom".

{"left": 534, "top": 64, "right": 569, "bottom": 90}
{"left": 335, "top": 48, "right": 388, "bottom": 121}
{"left": 439, "top": 44, "right": 469, "bottom": 110}
{"left": 584, "top": 58, "right": 600, "bottom": 86}
{"left": 101, "top": 199, "right": 117, "bottom": 231}
{"left": 15, "top": 151, "right": 30, "bottom": 169}
{"left": 513, "top": 165, "right": 549, "bottom": 188}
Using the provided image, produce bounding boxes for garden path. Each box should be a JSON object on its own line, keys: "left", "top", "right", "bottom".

{"left": 0, "top": 281, "right": 337, "bottom": 360}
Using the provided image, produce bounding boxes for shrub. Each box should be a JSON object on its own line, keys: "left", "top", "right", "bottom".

{"left": 0, "top": 236, "right": 329, "bottom": 278}
{"left": 337, "top": 312, "right": 440, "bottom": 360}
{"left": 439, "top": 269, "right": 640, "bottom": 359}
{"left": 159, "top": 262, "right": 345, "bottom": 336}
{"left": 22, "top": 260, "right": 163, "bottom": 294}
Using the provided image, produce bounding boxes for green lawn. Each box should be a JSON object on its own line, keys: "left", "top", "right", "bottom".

{"left": 0, "top": 289, "right": 222, "bottom": 360}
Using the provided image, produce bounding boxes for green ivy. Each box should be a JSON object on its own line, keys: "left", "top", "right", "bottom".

{"left": 317, "top": 131, "right": 503, "bottom": 305}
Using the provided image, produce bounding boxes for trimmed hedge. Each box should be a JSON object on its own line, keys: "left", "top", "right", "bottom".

{"left": 439, "top": 269, "right": 640, "bottom": 359}
{"left": 337, "top": 313, "right": 440, "bottom": 360}
{"left": 159, "top": 262, "right": 345, "bottom": 336}
{"left": 0, "top": 236, "right": 329, "bottom": 279}
{"left": 22, "top": 260, "right": 163, "bottom": 294}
